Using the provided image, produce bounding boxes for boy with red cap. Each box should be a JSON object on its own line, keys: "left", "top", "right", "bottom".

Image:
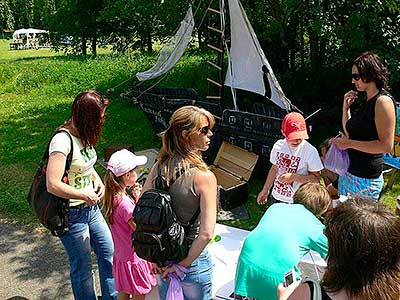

{"left": 257, "top": 112, "right": 323, "bottom": 205}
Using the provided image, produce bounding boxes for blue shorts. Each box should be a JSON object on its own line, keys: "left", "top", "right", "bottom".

{"left": 338, "top": 172, "right": 383, "bottom": 201}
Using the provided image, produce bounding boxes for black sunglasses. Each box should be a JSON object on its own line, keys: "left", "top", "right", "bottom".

{"left": 351, "top": 73, "right": 361, "bottom": 81}
{"left": 199, "top": 125, "right": 211, "bottom": 135}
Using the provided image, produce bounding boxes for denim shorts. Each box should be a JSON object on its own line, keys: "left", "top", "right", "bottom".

{"left": 157, "top": 249, "right": 213, "bottom": 300}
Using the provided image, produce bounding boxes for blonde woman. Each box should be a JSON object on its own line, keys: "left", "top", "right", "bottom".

{"left": 142, "top": 105, "right": 218, "bottom": 300}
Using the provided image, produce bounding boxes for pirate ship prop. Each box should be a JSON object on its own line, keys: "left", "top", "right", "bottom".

{"left": 131, "top": 0, "right": 302, "bottom": 209}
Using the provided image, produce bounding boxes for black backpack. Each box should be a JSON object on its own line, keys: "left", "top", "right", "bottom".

{"left": 27, "top": 129, "right": 73, "bottom": 237}
{"left": 132, "top": 165, "right": 200, "bottom": 267}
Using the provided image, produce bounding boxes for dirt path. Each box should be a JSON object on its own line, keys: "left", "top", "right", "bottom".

{"left": 0, "top": 220, "right": 159, "bottom": 300}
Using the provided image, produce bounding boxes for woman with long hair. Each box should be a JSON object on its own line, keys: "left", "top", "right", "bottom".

{"left": 142, "top": 105, "right": 218, "bottom": 300}
{"left": 278, "top": 198, "right": 400, "bottom": 300}
{"left": 332, "top": 52, "right": 396, "bottom": 200}
{"left": 46, "top": 90, "right": 117, "bottom": 300}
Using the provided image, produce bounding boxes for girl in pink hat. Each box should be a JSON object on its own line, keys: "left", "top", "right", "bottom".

{"left": 103, "top": 149, "right": 156, "bottom": 300}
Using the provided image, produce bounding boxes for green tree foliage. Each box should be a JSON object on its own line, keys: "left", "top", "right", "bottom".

{"left": 0, "top": 0, "right": 14, "bottom": 31}
{"left": 243, "top": 0, "right": 400, "bottom": 113}
{"left": 48, "top": 0, "right": 106, "bottom": 55}
{"left": 100, "top": 0, "right": 192, "bottom": 52}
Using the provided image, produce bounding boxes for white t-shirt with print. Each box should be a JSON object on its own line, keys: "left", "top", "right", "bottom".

{"left": 270, "top": 139, "right": 323, "bottom": 203}
{"left": 49, "top": 130, "right": 97, "bottom": 206}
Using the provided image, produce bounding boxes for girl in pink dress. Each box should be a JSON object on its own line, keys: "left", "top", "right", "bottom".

{"left": 103, "top": 149, "right": 156, "bottom": 300}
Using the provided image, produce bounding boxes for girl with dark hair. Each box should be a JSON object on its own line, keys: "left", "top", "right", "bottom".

{"left": 278, "top": 198, "right": 400, "bottom": 300}
{"left": 46, "top": 90, "right": 117, "bottom": 300}
{"left": 142, "top": 105, "right": 218, "bottom": 300}
{"left": 332, "top": 51, "right": 396, "bottom": 200}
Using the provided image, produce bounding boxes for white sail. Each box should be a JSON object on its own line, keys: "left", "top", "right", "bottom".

{"left": 136, "top": 7, "right": 194, "bottom": 82}
{"left": 225, "top": 0, "right": 291, "bottom": 110}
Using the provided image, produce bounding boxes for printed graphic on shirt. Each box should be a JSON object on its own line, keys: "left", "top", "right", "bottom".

{"left": 80, "top": 147, "right": 96, "bottom": 163}
{"left": 73, "top": 174, "right": 92, "bottom": 190}
{"left": 274, "top": 152, "right": 300, "bottom": 198}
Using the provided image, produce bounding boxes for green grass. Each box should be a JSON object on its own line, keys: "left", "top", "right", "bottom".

{"left": 0, "top": 39, "right": 398, "bottom": 231}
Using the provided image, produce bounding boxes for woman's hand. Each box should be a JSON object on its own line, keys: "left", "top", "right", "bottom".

{"left": 151, "top": 263, "right": 164, "bottom": 275}
{"left": 161, "top": 264, "right": 177, "bottom": 279}
{"left": 332, "top": 134, "right": 350, "bottom": 150}
{"left": 343, "top": 90, "right": 358, "bottom": 110}
{"left": 277, "top": 281, "right": 301, "bottom": 300}
{"left": 92, "top": 172, "right": 105, "bottom": 199}
{"left": 83, "top": 191, "right": 100, "bottom": 206}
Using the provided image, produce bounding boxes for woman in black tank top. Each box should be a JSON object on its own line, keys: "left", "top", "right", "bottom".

{"left": 332, "top": 52, "right": 396, "bottom": 201}
{"left": 277, "top": 199, "right": 400, "bottom": 300}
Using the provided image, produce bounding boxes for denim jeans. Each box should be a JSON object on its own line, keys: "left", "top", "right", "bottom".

{"left": 60, "top": 204, "right": 117, "bottom": 300}
{"left": 157, "top": 249, "right": 213, "bottom": 300}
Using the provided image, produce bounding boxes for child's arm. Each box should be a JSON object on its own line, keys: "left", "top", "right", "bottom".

{"left": 279, "top": 171, "right": 320, "bottom": 184}
{"left": 257, "top": 164, "right": 278, "bottom": 205}
{"left": 128, "top": 219, "right": 137, "bottom": 231}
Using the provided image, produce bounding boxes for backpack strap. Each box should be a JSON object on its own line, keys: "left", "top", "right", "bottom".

{"left": 42, "top": 129, "right": 74, "bottom": 173}
{"left": 156, "top": 163, "right": 201, "bottom": 231}
{"left": 302, "top": 278, "right": 322, "bottom": 300}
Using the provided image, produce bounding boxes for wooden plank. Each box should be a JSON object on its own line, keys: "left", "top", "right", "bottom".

{"left": 207, "top": 43, "right": 223, "bottom": 53}
{"left": 208, "top": 26, "right": 223, "bottom": 34}
{"left": 206, "top": 95, "right": 222, "bottom": 99}
{"left": 207, "top": 60, "right": 222, "bottom": 71}
{"left": 207, "top": 7, "right": 221, "bottom": 14}
{"left": 207, "top": 77, "right": 223, "bottom": 88}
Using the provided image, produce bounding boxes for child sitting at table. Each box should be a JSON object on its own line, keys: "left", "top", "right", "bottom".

{"left": 257, "top": 112, "right": 323, "bottom": 205}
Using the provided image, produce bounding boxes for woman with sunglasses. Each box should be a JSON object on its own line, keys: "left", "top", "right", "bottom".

{"left": 46, "top": 90, "right": 117, "bottom": 300}
{"left": 332, "top": 52, "right": 396, "bottom": 201}
{"left": 142, "top": 105, "right": 217, "bottom": 300}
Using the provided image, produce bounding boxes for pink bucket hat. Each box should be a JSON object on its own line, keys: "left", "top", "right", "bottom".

{"left": 281, "top": 112, "right": 309, "bottom": 140}
{"left": 107, "top": 149, "right": 147, "bottom": 177}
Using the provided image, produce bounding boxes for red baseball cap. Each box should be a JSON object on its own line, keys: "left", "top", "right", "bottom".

{"left": 281, "top": 112, "right": 309, "bottom": 140}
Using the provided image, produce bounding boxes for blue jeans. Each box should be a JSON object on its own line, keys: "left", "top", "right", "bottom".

{"left": 60, "top": 204, "right": 117, "bottom": 300}
{"left": 157, "top": 249, "right": 213, "bottom": 300}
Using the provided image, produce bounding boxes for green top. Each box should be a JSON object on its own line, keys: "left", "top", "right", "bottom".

{"left": 234, "top": 203, "right": 328, "bottom": 300}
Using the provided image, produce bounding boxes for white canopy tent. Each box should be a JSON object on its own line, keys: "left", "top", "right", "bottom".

{"left": 13, "top": 28, "right": 49, "bottom": 48}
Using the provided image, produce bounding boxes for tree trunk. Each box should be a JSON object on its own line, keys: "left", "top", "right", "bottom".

{"left": 81, "top": 36, "right": 87, "bottom": 55}
{"left": 146, "top": 33, "right": 152, "bottom": 52}
{"left": 91, "top": 34, "right": 97, "bottom": 56}
{"left": 198, "top": 30, "right": 203, "bottom": 49}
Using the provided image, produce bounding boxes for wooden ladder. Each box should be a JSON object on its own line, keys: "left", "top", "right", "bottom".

{"left": 206, "top": 3, "right": 224, "bottom": 110}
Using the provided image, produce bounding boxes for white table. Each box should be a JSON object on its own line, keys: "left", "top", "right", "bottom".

{"left": 210, "top": 223, "right": 326, "bottom": 300}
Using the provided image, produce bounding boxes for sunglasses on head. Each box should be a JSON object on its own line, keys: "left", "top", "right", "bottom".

{"left": 351, "top": 73, "right": 361, "bottom": 81}
{"left": 199, "top": 125, "right": 211, "bottom": 135}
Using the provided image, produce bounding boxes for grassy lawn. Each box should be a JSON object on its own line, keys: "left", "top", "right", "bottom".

{"left": 0, "top": 39, "right": 398, "bottom": 231}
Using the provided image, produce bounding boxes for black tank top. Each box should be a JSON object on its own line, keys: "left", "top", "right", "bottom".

{"left": 346, "top": 90, "right": 395, "bottom": 178}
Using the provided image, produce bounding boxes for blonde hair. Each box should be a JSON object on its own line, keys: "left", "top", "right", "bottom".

{"left": 293, "top": 182, "right": 331, "bottom": 218}
{"left": 103, "top": 170, "right": 125, "bottom": 224}
{"left": 158, "top": 105, "right": 215, "bottom": 183}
